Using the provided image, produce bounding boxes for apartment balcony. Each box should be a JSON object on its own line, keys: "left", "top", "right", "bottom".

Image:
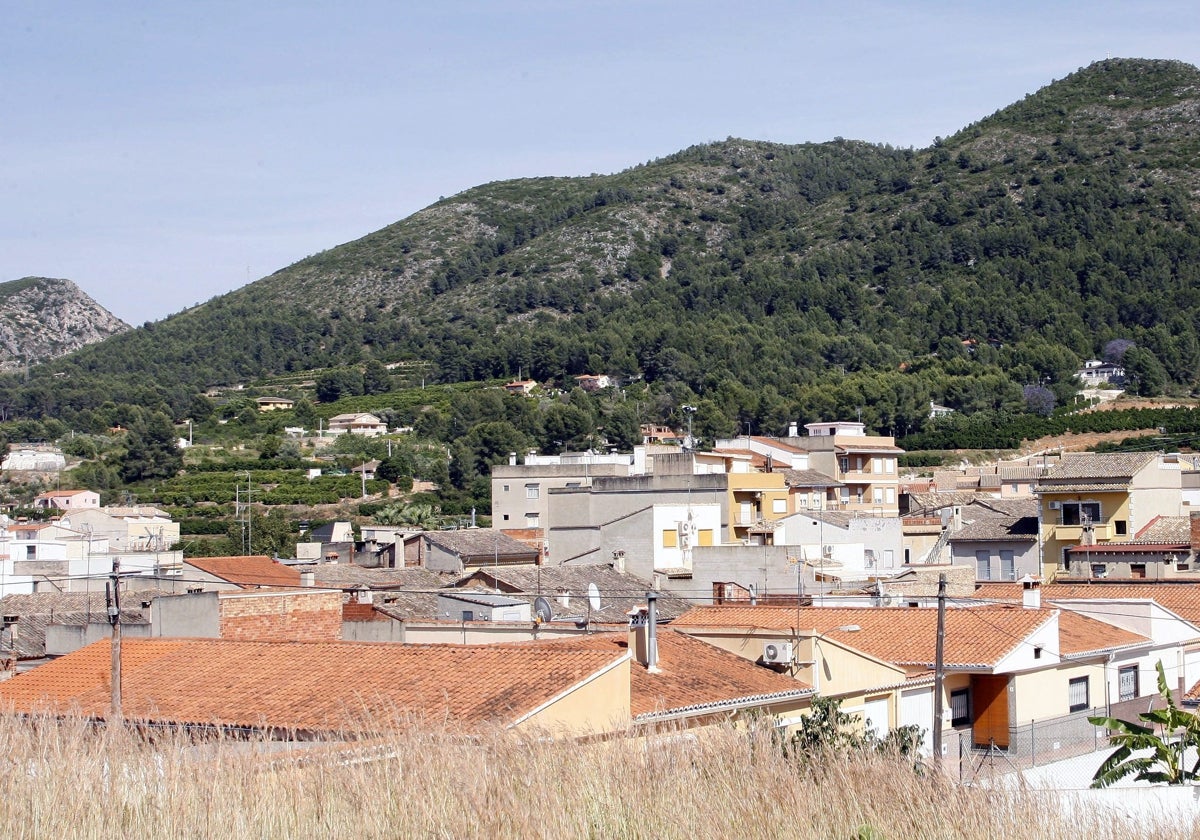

{"left": 1050, "top": 523, "right": 1113, "bottom": 543}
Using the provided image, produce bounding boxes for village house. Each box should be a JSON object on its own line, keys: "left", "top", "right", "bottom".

{"left": 671, "top": 586, "right": 1162, "bottom": 761}
{"left": 327, "top": 412, "right": 387, "bottom": 437}
{"left": 1035, "top": 452, "right": 1186, "bottom": 579}
{"left": 0, "top": 614, "right": 813, "bottom": 739}
{"left": 32, "top": 489, "right": 99, "bottom": 511}
{"left": 255, "top": 396, "right": 295, "bottom": 412}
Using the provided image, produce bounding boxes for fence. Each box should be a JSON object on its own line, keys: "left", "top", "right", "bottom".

{"left": 942, "top": 706, "right": 1113, "bottom": 789}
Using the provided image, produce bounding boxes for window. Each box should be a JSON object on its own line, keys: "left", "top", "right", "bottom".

{"left": 525, "top": 483, "right": 540, "bottom": 499}
{"left": 502, "top": 484, "right": 510, "bottom": 492}
{"left": 1091, "top": 563, "right": 1108, "bottom": 578}
{"left": 697, "top": 529, "right": 714, "bottom": 546}
{"left": 24, "top": 545, "right": 35, "bottom": 560}
{"left": 950, "top": 689, "right": 970, "bottom": 726}
{"left": 772, "top": 498, "right": 787, "bottom": 515}
{"left": 525, "top": 513, "right": 539, "bottom": 527}
{"left": 662, "top": 529, "right": 678, "bottom": 548}
{"left": 1115, "top": 520, "right": 1128, "bottom": 536}
{"left": 873, "top": 488, "right": 883, "bottom": 504}
{"left": 976, "top": 550, "right": 992, "bottom": 581}
{"left": 839, "top": 457, "right": 850, "bottom": 473}
{"left": 1068, "top": 676, "right": 1089, "bottom": 713}
{"left": 502, "top": 514, "right": 509, "bottom": 521}
{"left": 1118, "top": 666, "right": 1139, "bottom": 702}
{"left": 1061, "top": 501, "right": 1100, "bottom": 526}
{"left": 999, "top": 550, "right": 1015, "bottom": 581}
{"left": 1130, "top": 563, "right": 1147, "bottom": 579}
{"left": 885, "top": 487, "right": 895, "bottom": 504}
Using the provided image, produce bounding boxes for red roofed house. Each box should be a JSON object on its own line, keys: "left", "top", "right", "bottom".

{"left": 32, "top": 490, "right": 100, "bottom": 511}
{"left": 672, "top": 590, "right": 1155, "bottom": 764}
{"left": 0, "top": 613, "right": 812, "bottom": 738}
{"left": 176, "top": 555, "right": 302, "bottom": 592}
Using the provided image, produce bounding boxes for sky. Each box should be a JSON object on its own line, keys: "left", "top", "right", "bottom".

{"left": 3, "top": 1, "right": 1200, "bottom": 325}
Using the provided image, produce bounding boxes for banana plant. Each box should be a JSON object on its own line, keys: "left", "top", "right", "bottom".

{"left": 1088, "top": 661, "right": 1200, "bottom": 788}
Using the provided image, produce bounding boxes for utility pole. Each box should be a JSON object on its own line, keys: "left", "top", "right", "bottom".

{"left": 107, "top": 557, "right": 122, "bottom": 724}
{"left": 932, "top": 573, "right": 946, "bottom": 771}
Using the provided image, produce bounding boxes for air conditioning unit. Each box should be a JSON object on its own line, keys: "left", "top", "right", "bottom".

{"left": 762, "top": 641, "right": 794, "bottom": 665}
{"left": 1049, "top": 501, "right": 1062, "bottom": 510}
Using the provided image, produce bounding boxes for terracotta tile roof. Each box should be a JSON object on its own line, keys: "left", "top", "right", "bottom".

{"left": 425, "top": 530, "right": 540, "bottom": 561}
{"left": 976, "top": 582, "right": 1200, "bottom": 625}
{"left": 750, "top": 436, "right": 809, "bottom": 455}
{"left": 537, "top": 630, "right": 810, "bottom": 720}
{"left": 184, "top": 555, "right": 302, "bottom": 589}
{"left": 1133, "top": 516, "right": 1192, "bottom": 544}
{"left": 948, "top": 516, "right": 1038, "bottom": 543}
{"left": 311, "top": 565, "right": 448, "bottom": 590}
{"left": 0, "top": 637, "right": 627, "bottom": 733}
{"left": 967, "top": 499, "right": 1039, "bottom": 518}
{"left": 780, "top": 469, "right": 842, "bottom": 488}
{"left": 1057, "top": 611, "right": 1149, "bottom": 656}
{"left": 672, "top": 606, "right": 1056, "bottom": 669}
{"left": 629, "top": 630, "right": 811, "bottom": 719}
{"left": 1034, "top": 453, "right": 1157, "bottom": 492}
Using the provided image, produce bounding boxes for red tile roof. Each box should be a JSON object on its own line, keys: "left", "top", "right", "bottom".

{"left": 571, "top": 630, "right": 810, "bottom": 719}
{"left": 673, "top": 605, "right": 1057, "bottom": 669}
{"left": 976, "top": 582, "right": 1200, "bottom": 625}
{"left": 1057, "top": 610, "right": 1149, "bottom": 656}
{"left": 184, "top": 555, "right": 302, "bottom": 589}
{"left": 0, "top": 638, "right": 627, "bottom": 733}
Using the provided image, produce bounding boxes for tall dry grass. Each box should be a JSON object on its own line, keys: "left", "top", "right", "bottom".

{"left": 0, "top": 715, "right": 1191, "bottom": 839}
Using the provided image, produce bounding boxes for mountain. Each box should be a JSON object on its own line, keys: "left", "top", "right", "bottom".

{"left": 0, "top": 277, "right": 128, "bottom": 372}
{"left": 12, "top": 58, "right": 1200, "bottom": 434}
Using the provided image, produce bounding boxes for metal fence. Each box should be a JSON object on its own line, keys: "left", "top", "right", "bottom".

{"left": 944, "top": 707, "right": 1114, "bottom": 789}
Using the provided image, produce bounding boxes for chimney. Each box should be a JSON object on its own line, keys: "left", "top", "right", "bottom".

{"left": 300, "top": 571, "right": 315, "bottom": 587}
{"left": 1190, "top": 511, "right": 1200, "bottom": 553}
{"left": 1020, "top": 574, "right": 1041, "bottom": 609}
{"left": 788, "top": 421, "right": 798, "bottom": 438}
{"left": 508, "top": 452, "right": 517, "bottom": 466}
{"left": 612, "top": 549, "right": 626, "bottom": 575}
{"left": 557, "top": 589, "right": 570, "bottom": 610}
{"left": 626, "top": 594, "right": 660, "bottom": 673}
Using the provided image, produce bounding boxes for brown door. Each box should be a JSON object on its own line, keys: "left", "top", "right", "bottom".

{"left": 972, "top": 675, "right": 1010, "bottom": 749}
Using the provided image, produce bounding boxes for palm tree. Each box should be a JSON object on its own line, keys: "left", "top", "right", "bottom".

{"left": 372, "top": 502, "right": 441, "bottom": 531}
{"left": 1089, "top": 661, "right": 1200, "bottom": 788}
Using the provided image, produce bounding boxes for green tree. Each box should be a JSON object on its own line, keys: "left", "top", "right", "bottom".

{"left": 362, "top": 360, "right": 392, "bottom": 395}
{"left": 120, "top": 411, "right": 183, "bottom": 482}
{"left": 292, "top": 397, "right": 318, "bottom": 430}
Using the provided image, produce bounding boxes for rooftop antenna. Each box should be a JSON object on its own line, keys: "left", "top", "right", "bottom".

{"left": 534, "top": 596, "right": 554, "bottom": 624}
{"left": 682, "top": 404, "right": 697, "bottom": 451}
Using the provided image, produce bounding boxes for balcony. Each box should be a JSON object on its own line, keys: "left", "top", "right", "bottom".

{"left": 1051, "top": 523, "right": 1113, "bottom": 543}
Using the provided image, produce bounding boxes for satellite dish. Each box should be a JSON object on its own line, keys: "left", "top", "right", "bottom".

{"left": 587, "top": 582, "right": 601, "bottom": 613}
{"left": 534, "top": 596, "right": 554, "bottom": 624}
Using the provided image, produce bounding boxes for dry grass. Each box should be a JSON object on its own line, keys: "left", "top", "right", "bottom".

{"left": 0, "top": 716, "right": 1193, "bottom": 839}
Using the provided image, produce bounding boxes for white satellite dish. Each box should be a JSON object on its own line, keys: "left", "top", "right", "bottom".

{"left": 587, "top": 582, "right": 601, "bottom": 614}
{"left": 534, "top": 596, "right": 554, "bottom": 624}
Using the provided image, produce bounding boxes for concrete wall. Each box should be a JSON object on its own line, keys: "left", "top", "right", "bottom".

{"left": 548, "top": 474, "right": 729, "bottom": 571}
{"left": 153, "top": 591, "right": 221, "bottom": 637}
{"left": 46, "top": 621, "right": 152, "bottom": 656}
{"left": 950, "top": 539, "right": 1039, "bottom": 581}
{"left": 677, "top": 544, "right": 798, "bottom": 605}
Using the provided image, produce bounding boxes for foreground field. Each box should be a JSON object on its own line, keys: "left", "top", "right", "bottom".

{"left": 0, "top": 717, "right": 1195, "bottom": 839}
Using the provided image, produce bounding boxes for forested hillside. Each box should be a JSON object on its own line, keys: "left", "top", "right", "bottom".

{"left": 8, "top": 58, "right": 1200, "bottom": 442}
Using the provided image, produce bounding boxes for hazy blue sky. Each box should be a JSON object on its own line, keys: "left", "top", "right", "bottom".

{"left": 3, "top": 1, "right": 1199, "bottom": 324}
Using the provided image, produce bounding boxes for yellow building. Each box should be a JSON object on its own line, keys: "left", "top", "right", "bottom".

{"left": 1034, "top": 452, "right": 1184, "bottom": 580}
